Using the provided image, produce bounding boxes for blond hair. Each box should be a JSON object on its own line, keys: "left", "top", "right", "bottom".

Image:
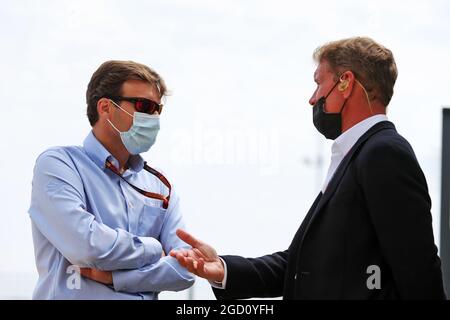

{"left": 313, "top": 37, "right": 397, "bottom": 106}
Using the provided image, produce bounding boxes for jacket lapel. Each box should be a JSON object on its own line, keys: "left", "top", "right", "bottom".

{"left": 301, "top": 121, "right": 395, "bottom": 241}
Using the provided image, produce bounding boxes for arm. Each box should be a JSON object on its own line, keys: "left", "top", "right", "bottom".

{"left": 110, "top": 193, "right": 195, "bottom": 293}
{"left": 29, "top": 150, "right": 162, "bottom": 270}
{"left": 170, "top": 229, "right": 288, "bottom": 299}
{"left": 358, "top": 139, "right": 446, "bottom": 299}
{"left": 212, "top": 252, "right": 288, "bottom": 299}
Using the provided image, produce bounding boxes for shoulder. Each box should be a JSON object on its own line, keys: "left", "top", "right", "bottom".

{"left": 357, "top": 126, "right": 416, "bottom": 165}
{"left": 34, "top": 145, "right": 84, "bottom": 171}
{"left": 32, "top": 146, "right": 87, "bottom": 200}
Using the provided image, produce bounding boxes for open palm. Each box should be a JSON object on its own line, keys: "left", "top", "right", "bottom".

{"left": 170, "top": 229, "right": 225, "bottom": 283}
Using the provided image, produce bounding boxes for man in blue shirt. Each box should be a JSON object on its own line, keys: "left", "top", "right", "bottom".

{"left": 28, "top": 60, "right": 194, "bottom": 299}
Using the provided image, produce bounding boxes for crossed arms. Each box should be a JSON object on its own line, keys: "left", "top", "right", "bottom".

{"left": 29, "top": 150, "right": 194, "bottom": 293}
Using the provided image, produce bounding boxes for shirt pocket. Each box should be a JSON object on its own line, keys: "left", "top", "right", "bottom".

{"left": 137, "top": 203, "right": 166, "bottom": 238}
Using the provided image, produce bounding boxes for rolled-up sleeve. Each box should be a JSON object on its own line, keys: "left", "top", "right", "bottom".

{"left": 29, "top": 150, "right": 163, "bottom": 270}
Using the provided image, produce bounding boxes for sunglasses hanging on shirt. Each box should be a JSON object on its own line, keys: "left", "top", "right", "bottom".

{"left": 105, "top": 160, "right": 171, "bottom": 209}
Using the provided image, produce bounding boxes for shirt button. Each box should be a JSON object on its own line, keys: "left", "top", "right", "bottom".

{"left": 128, "top": 202, "right": 134, "bottom": 209}
{"left": 294, "top": 273, "right": 297, "bottom": 280}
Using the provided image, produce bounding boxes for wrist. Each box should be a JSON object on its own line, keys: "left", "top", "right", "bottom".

{"left": 214, "top": 257, "right": 225, "bottom": 283}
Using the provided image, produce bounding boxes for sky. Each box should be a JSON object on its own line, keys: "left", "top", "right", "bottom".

{"left": 0, "top": 0, "right": 449, "bottom": 299}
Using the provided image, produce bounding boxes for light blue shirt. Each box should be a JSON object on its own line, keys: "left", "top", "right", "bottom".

{"left": 28, "top": 131, "right": 194, "bottom": 299}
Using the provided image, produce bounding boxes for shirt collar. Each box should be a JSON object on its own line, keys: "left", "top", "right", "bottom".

{"left": 83, "top": 131, "right": 145, "bottom": 173}
{"left": 333, "top": 114, "right": 388, "bottom": 156}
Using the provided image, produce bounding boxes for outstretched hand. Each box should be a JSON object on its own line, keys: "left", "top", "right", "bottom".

{"left": 170, "top": 229, "right": 225, "bottom": 283}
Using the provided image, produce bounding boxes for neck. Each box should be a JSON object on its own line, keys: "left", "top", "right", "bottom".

{"left": 342, "top": 100, "right": 386, "bottom": 133}
{"left": 92, "top": 124, "right": 130, "bottom": 171}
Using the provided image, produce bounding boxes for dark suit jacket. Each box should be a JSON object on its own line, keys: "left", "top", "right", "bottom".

{"left": 213, "top": 121, "right": 447, "bottom": 300}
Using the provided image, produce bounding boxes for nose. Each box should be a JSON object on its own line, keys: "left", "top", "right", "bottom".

{"left": 309, "top": 94, "right": 316, "bottom": 106}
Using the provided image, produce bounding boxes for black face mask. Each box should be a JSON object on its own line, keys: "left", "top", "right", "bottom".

{"left": 312, "top": 78, "right": 348, "bottom": 140}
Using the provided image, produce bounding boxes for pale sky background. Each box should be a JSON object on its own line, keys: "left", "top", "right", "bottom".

{"left": 0, "top": 0, "right": 449, "bottom": 299}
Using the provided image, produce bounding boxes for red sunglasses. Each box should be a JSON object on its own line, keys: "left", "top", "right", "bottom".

{"left": 107, "top": 96, "right": 163, "bottom": 115}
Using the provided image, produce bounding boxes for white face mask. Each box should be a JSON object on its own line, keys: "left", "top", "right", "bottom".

{"left": 107, "top": 99, "right": 160, "bottom": 155}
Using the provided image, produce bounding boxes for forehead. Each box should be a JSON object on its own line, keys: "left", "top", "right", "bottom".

{"left": 121, "top": 79, "right": 161, "bottom": 102}
{"left": 314, "top": 60, "right": 334, "bottom": 80}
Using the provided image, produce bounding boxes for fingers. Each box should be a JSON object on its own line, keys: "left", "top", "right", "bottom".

{"left": 171, "top": 251, "right": 189, "bottom": 267}
{"left": 171, "top": 252, "right": 203, "bottom": 277}
{"left": 169, "top": 250, "right": 177, "bottom": 258}
{"left": 170, "top": 248, "right": 189, "bottom": 258}
{"left": 79, "top": 268, "right": 113, "bottom": 285}
{"left": 79, "top": 268, "right": 91, "bottom": 278}
{"left": 96, "top": 270, "right": 113, "bottom": 285}
{"left": 184, "top": 257, "right": 200, "bottom": 275}
{"left": 193, "top": 248, "right": 207, "bottom": 260}
{"left": 174, "top": 254, "right": 194, "bottom": 273}
{"left": 197, "top": 258, "right": 205, "bottom": 273}
{"left": 176, "top": 229, "right": 201, "bottom": 247}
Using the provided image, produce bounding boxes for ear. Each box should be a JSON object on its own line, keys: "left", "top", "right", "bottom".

{"left": 338, "top": 71, "right": 355, "bottom": 99}
{"left": 97, "top": 98, "right": 112, "bottom": 119}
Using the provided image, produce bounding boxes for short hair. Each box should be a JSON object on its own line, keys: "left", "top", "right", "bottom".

{"left": 313, "top": 37, "right": 398, "bottom": 106}
{"left": 86, "top": 60, "right": 168, "bottom": 126}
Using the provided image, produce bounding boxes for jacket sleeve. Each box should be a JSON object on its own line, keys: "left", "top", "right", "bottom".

{"left": 212, "top": 250, "right": 288, "bottom": 299}
{"left": 357, "top": 137, "right": 446, "bottom": 299}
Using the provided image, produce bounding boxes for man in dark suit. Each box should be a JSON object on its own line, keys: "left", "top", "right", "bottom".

{"left": 170, "top": 37, "right": 447, "bottom": 299}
